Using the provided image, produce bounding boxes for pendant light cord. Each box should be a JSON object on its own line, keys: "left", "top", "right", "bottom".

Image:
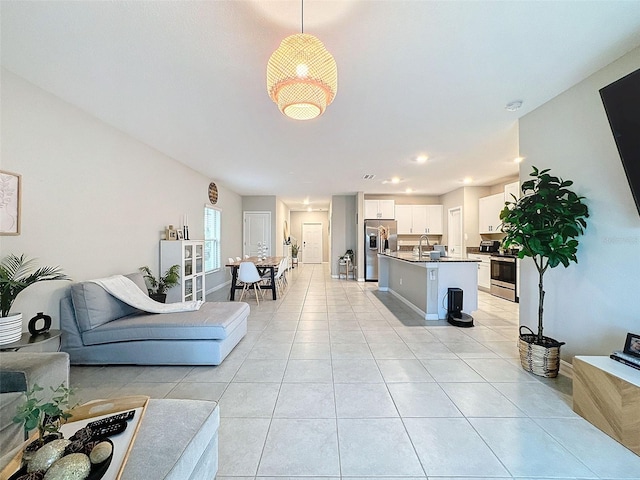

{"left": 301, "top": 0, "right": 304, "bottom": 34}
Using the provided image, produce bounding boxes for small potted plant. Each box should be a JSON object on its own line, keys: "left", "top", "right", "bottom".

{"left": 291, "top": 242, "right": 299, "bottom": 259}
{"left": 139, "top": 265, "right": 180, "bottom": 303}
{"left": 500, "top": 166, "right": 589, "bottom": 377}
{"left": 13, "top": 383, "right": 75, "bottom": 456}
{"left": 0, "top": 254, "right": 69, "bottom": 345}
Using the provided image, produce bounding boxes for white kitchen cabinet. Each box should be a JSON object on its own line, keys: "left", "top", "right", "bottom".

{"left": 504, "top": 181, "right": 520, "bottom": 203}
{"left": 425, "top": 205, "right": 443, "bottom": 234}
{"left": 365, "top": 199, "right": 395, "bottom": 219}
{"left": 379, "top": 200, "right": 395, "bottom": 219}
{"left": 479, "top": 193, "right": 506, "bottom": 234}
{"left": 411, "top": 205, "right": 428, "bottom": 234}
{"left": 160, "top": 240, "right": 206, "bottom": 303}
{"left": 395, "top": 204, "right": 443, "bottom": 234}
{"left": 395, "top": 205, "right": 413, "bottom": 234}
{"left": 468, "top": 253, "right": 491, "bottom": 290}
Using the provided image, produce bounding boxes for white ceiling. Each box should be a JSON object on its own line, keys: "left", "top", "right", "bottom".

{"left": 2, "top": 1, "right": 640, "bottom": 211}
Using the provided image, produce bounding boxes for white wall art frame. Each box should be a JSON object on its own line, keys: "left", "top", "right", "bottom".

{"left": 0, "top": 170, "right": 21, "bottom": 235}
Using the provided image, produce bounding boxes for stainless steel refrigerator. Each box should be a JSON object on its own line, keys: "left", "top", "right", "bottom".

{"left": 364, "top": 219, "right": 397, "bottom": 281}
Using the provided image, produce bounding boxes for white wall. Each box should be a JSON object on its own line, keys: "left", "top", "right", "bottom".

{"left": 464, "top": 186, "right": 493, "bottom": 248}
{"left": 242, "top": 195, "right": 276, "bottom": 255}
{"left": 440, "top": 188, "right": 465, "bottom": 249}
{"left": 518, "top": 47, "right": 640, "bottom": 361}
{"left": 290, "top": 211, "right": 330, "bottom": 263}
{"left": 275, "top": 198, "right": 290, "bottom": 256}
{"left": 1, "top": 70, "right": 242, "bottom": 327}
{"left": 330, "top": 195, "right": 357, "bottom": 276}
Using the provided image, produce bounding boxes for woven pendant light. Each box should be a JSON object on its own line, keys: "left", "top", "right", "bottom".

{"left": 266, "top": 2, "right": 337, "bottom": 121}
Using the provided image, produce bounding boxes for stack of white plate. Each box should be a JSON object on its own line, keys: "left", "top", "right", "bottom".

{"left": 0, "top": 314, "right": 23, "bottom": 345}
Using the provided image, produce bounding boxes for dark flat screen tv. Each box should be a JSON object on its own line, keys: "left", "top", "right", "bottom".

{"left": 600, "top": 68, "right": 640, "bottom": 216}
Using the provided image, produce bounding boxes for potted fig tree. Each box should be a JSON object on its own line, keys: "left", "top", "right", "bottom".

{"left": 500, "top": 166, "right": 589, "bottom": 377}
{"left": 0, "top": 254, "right": 69, "bottom": 345}
{"left": 139, "top": 265, "right": 180, "bottom": 303}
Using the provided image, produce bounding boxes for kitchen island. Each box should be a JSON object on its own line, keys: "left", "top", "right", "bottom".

{"left": 378, "top": 252, "right": 479, "bottom": 320}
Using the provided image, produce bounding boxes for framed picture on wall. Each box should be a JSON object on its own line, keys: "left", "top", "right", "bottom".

{"left": 0, "top": 170, "right": 21, "bottom": 235}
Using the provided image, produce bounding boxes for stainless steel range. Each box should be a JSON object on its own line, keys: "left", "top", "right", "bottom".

{"left": 490, "top": 254, "right": 517, "bottom": 302}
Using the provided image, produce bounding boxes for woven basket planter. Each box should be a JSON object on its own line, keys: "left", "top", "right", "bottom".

{"left": 518, "top": 326, "right": 565, "bottom": 378}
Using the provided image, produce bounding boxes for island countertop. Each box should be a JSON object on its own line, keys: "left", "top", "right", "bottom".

{"left": 377, "top": 253, "right": 478, "bottom": 320}
{"left": 379, "top": 251, "right": 480, "bottom": 263}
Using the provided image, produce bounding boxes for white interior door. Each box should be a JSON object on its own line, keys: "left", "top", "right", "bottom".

{"left": 448, "top": 207, "right": 463, "bottom": 258}
{"left": 302, "top": 223, "right": 323, "bottom": 263}
{"left": 243, "top": 212, "right": 271, "bottom": 257}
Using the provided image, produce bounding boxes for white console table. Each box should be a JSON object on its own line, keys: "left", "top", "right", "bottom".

{"left": 573, "top": 355, "right": 640, "bottom": 455}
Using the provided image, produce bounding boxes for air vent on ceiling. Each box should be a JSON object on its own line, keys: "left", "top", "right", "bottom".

{"left": 363, "top": 174, "right": 376, "bottom": 180}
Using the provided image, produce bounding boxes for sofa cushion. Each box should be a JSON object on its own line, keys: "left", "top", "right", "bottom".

{"left": 81, "top": 301, "right": 250, "bottom": 346}
{"left": 121, "top": 399, "right": 219, "bottom": 480}
{"left": 71, "top": 273, "right": 147, "bottom": 332}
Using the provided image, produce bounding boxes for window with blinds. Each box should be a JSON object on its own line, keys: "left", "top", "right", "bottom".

{"left": 204, "top": 205, "right": 221, "bottom": 272}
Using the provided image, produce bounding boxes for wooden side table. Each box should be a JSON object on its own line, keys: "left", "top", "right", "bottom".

{"left": 573, "top": 355, "right": 640, "bottom": 455}
{"left": 0, "top": 329, "right": 62, "bottom": 352}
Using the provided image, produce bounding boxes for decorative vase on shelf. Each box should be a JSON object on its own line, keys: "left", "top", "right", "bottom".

{"left": 0, "top": 312, "right": 23, "bottom": 345}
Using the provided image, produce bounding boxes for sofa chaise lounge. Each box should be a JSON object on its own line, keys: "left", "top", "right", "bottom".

{"left": 60, "top": 273, "right": 249, "bottom": 365}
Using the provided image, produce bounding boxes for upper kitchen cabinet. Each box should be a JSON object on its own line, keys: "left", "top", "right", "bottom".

{"left": 395, "top": 204, "right": 443, "bottom": 234}
{"left": 479, "top": 193, "right": 505, "bottom": 234}
{"left": 425, "top": 205, "right": 443, "bottom": 234}
{"left": 504, "top": 181, "right": 520, "bottom": 203}
{"left": 365, "top": 199, "right": 395, "bottom": 219}
{"left": 395, "top": 205, "right": 413, "bottom": 233}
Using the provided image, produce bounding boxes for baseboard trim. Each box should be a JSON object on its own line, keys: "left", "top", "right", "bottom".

{"left": 386, "top": 288, "right": 431, "bottom": 320}
{"left": 559, "top": 359, "right": 573, "bottom": 379}
{"left": 206, "top": 280, "right": 230, "bottom": 296}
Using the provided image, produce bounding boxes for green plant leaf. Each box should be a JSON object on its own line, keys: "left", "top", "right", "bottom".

{"left": 500, "top": 166, "right": 588, "bottom": 341}
{"left": 1, "top": 254, "right": 69, "bottom": 317}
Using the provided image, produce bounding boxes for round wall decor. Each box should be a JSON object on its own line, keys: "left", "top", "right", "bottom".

{"left": 208, "top": 182, "right": 218, "bottom": 204}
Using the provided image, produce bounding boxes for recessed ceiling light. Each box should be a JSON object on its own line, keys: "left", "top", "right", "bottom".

{"left": 391, "top": 177, "right": 400, "bottom": 184}
{"left": 463, "top": 177, "right": 473, "bottom": 184}
{"left": 514, "top": 157, "right": 524, "bottom": 163}
{"left": 303, "top": 198, "right": 310, "bottom": 205}
{"left": 505, "top": 100, "right": 523, "bottom": 112}
{"left": 415, "top": 155, "right": 428, "bottom": 164}
{"left": 307, "top": 207, "right": 312, "bottom": 212}
{"left": 405, "top": 188, "right": 413, "bottom": 194}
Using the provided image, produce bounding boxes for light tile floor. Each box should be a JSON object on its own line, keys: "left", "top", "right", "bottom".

{"left": 70, "top": 264, "right": 640, "bottom": 479}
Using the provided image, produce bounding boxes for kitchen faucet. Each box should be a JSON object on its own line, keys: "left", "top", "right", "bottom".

{"left": 419, "top": 234, "right": 430, "bottom": 259}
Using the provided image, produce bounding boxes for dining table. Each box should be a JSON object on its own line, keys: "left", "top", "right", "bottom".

{"left": 226, "top": 256, "right": 284, "bottom": 301}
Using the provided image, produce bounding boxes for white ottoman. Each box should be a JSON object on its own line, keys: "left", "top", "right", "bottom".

{"left": 122, "top": 399, "right": 219, "bottom": 480}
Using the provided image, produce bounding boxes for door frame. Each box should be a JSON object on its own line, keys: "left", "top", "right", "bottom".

{"left": 447, "top": 206, "right": 463, "bottom": 258}
{"left": 243, "top": 211, "right": 272, "bottom": 257}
